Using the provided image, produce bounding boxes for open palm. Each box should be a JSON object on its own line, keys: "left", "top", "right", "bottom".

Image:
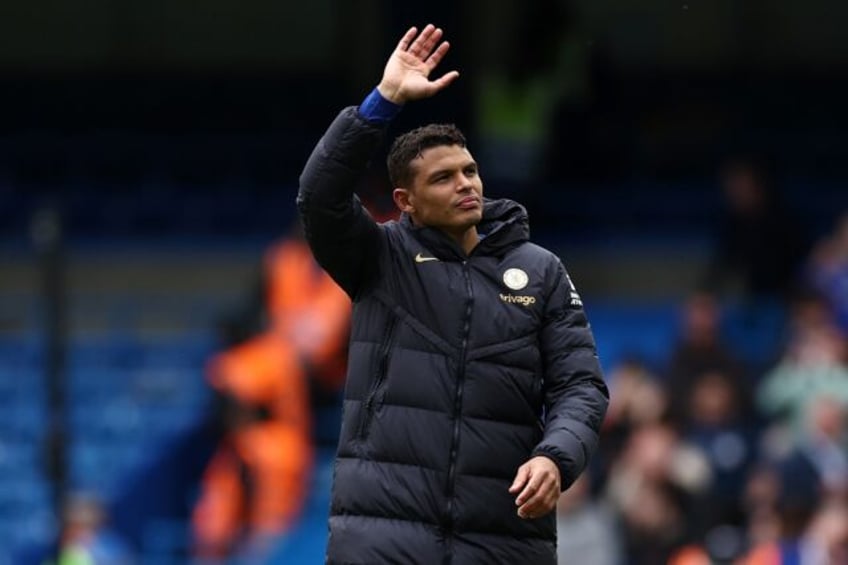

{"left": 378, "top": 24, "right": 459, "bottom": 104}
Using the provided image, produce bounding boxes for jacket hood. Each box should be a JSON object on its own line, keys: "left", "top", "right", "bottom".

{"left": 401, "top": 198, "right": 530, "bottom": 260}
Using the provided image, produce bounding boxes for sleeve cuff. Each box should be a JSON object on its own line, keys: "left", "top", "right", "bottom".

{"left": 358, "top": 87, "right": 403, "bottom": 123}
{"left": 531, "top": 445, "right": 577, "bottom": 491}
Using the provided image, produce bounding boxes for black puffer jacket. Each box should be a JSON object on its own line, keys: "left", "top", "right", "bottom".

{"left": 298, "top": 107, "right": 609, "bottom": 565}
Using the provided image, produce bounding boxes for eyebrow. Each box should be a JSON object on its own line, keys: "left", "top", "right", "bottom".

{"left": 425, "top": 161, "right": 477, "bottom": 183}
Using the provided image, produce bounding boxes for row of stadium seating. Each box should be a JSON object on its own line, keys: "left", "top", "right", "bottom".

{"left": 2, "top": 167, "right": 844, "bottom": 244}
{"left": 0, "top": 332, "right": 214, "bottom": 561}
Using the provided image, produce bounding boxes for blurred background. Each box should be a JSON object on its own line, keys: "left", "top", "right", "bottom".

{"left": 1, "top": 0, "right": 847, "bottom": 563}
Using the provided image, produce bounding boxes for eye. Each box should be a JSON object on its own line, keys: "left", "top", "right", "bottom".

{"left": 464, "top": 165, "right": 478, "bottom": 177}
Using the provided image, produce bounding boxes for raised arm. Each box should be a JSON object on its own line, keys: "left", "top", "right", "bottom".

{"left": 297, "top": 24, "right": 459, "bottom": 298}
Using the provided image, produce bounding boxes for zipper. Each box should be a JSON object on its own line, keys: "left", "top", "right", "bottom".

{"left": 443, "top": 261, "right": 474, "bottom": 564}
{"left": 357, "top": 314, "right": 398, "bottom": 439}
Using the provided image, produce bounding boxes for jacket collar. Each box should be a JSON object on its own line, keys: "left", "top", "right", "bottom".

{"left": 401, "top": 198, "right": 530, "bottom": 261}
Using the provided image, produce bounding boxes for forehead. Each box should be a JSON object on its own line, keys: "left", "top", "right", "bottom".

{"left": 411, "top": 144, "right": 475, "bottom": 174}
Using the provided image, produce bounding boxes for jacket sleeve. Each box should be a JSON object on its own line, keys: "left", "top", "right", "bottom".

{"left": 297, "top": 106, "right": 386, "bottom": 299}
{"left": 532, "top": 260, "right": 609, "bottom": 490}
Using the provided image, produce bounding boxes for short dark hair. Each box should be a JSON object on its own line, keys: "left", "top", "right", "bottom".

{"left": 386, "top": 123, "right": 466, "bottom": 187}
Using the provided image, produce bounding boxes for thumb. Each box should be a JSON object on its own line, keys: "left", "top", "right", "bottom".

{"left": 435, "top": 70, "right": 460, "bottom": 86}
{"left": 427, "top": 71, "right": 459, "bottom": 95}
{"left": 509, "top": 464, "right": 530, "bottom": 494}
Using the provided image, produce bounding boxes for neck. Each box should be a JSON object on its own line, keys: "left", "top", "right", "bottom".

{"left": 407, "top": 214, "right": 480, "bottom": 255}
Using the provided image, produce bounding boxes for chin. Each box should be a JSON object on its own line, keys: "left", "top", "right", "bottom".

{"left": 460, "top": 216, "right": 482, "bottom": 230}
{"left": 443, "top": 211, "right": 482, "bottom": 232}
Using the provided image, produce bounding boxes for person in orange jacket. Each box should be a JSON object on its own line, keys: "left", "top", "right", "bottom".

{"left": 192, "top": 333, "right": 313, "bottom": 559}
{"left": 263, "top": 237, "right": 352, "bottom": 392}
{"left": 192, "top": 232, "right": 352, "bottom": 559}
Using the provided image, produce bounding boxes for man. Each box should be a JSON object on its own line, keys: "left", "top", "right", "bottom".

{"left": 298, "top": 24, "right": 609, "bottom": 564}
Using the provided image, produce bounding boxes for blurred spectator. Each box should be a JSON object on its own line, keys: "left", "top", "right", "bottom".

{"left": 217, "top": 226, "right": 353, "bottom": 392}
{"left": 806, "top": 211, "right": 848, "bottom": 334}
{"left": 605, "top": 359, "right": 669, "bottom": 429}
{"left": 473, "top": 0, "right": 579, "bottom": 192}
{"left": 597, "top": 359, "right": 668, "bottom": 478}
{"left": 756, "top": 292, "right": 848, "bottom": 443}
{"left": 737, "top": 453, "right": 832, "bottom": 565}
{"left": 613, "top": 475, "right": 688, "bottom": 564}
{"left": 665, "top": 291, "right": 750, "bottom": 429}
{"left": 798, "top": 396, "right": 848, "bottom": 495}
{"left": 668, "top": 521, "right": 749, "bottom": 565}
{"left": 605, "top": 423, "right": 711, "bottom": 563}
{"left": 743, "top": 464, "right": 784, "bottom": 550}
{"left": 741, "top": 367, "right": 848, "bottom": 565}
{"left": 192, "top": 231, "right": 351, "bottom": 560}
{"left": 262, "top": 236, "right": 352, "bottom": 393}
{"left": 803, "top": 499, "right": 848, "bottom": 564}
{"left": 192, "top": 333, "right": 313, "bottom": 560}
{"left": 703, "top": 158, "right": 808, "bottom": 298}
{"left": 683, "top": 370, "right": 756, "bottom": 549}
{"left": 683, "top": 452, "right": 844, "bottom": 565}
{"left": 53, "top": 493, "right": 135, "bottom": 565}
{"left": 668, "top": 544, "right": 712, "bottom": 565}
{"left": 556, "top": 473, "right": 622, "bottom": 565}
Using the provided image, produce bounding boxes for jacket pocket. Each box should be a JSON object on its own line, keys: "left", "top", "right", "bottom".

{"left": 357, "top": 315, "right": 399, "bottom": 440}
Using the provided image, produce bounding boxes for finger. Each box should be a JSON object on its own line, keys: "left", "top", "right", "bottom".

{"left": 397, "top": 27, "right": 418, "bottom": 51}
{"left": 419, "top": 27, "right": 444, "bottom": 59}
{"left": 508, "top": 464, "right": 530, "bottom": 494}
{"left": 408, "top": 23, "right": 436, "bottom": 56}
{"left": 518, "top": 484, "right": 558, "bottom": 519}
{"left": 518, "top": 481, "right": 558, "bottom": 518}
{"left": 518, "top": 498, "right": 555, "bottom": 519}
{"left": 430, "top": 71, "right": 459, "bottom": 92}
{"left": 515, "top": 472, "right": 544, "bottom": 506}
{"left": 425, "top": 40, "right": 451, "bottom": 69}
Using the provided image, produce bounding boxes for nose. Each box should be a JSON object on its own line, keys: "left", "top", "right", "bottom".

{"left": 455, "top": 172, "right": 472, "bottom": 192}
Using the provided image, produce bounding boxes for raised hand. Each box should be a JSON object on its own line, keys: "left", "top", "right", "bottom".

{"left": 377, "top": 24, "right": 460, "bottom": 105}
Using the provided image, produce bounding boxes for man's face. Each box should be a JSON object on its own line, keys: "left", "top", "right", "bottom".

{"left": 394, "top": 144, "right": 484, "bottom": 235}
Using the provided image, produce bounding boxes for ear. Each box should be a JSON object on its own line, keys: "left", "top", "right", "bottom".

{"left": 392, "top": 187, "right": 415, "bottom": 214}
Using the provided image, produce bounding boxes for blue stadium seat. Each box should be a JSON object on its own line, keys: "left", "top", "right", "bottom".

{"left": 68, "top": 337, "right": 145, "bottom": 371}
{"left": 0, "top": 441, "right": 43, "bottom": 475}
{"left": 68, "top": 441, "right": 147, "bottom": 497}
{"left": 0, "top": 403, "right": 48, "bottom": 442}
{"left": 0, "top": 337, "right": 43, "bottom": 372}
{"left": 722, "top": 300, "right": 788, "bottom": 372}
{"left": 0, "top": 476, "right": 56, "bottom": 560}
{"left": 587, "top": 300, "right": 680, "bottom": 376}
{"left": 0, "top": 369, "right": 45, "bottom": 404}
{"left": 141, "top": 518, "right": 191, "bottom": 562}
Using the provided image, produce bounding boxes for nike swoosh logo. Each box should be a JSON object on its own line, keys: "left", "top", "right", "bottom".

{"left": 414, "top": 253, "right": 439, "bottom": 263}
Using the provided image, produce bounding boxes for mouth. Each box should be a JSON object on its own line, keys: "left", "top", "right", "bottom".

{"left": 455, "top": 196, "right": 480, "bottom": 210}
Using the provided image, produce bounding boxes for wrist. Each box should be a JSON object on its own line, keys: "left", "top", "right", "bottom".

{"left": 376, "top": 82, "right": 406, "bottom": 105}
{"left": 358, "top": 87, "right": 403, "bottom": 124}
{"left": 531, "top": 449, "right": 568, "bottom": 490}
